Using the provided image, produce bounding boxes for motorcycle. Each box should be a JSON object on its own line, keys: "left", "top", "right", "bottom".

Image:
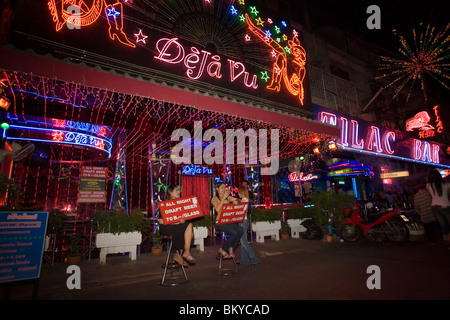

{"left": 339, "top": 203, "right": 409, "bottom": 242}
{"left": 301, "top": 218, "right": 324, "bottom": 240}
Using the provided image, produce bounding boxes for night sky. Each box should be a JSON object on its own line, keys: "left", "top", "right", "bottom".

{"left": 303, "top": 0, "right": 449, "bottom": 50}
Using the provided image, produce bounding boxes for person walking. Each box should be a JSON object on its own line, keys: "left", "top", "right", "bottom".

{"left": 414, "top": 184, "right": 440, "bottom": 244}
{"left": 238, "top": 186, "right": 259, "bottom": 267}
{"left": 211, "top": 183, "right": 243, "bottom": 259}
{"left": 426, "top": 169, "right": 450, "bottom": 247}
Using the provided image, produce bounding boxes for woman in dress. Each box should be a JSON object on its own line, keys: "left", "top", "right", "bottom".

{"left": 159, "top": 185, "right": 196, "bottom": 266}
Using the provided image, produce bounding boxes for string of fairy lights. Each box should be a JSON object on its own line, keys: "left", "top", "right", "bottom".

{"left": 2, "top": 70, "right": 333, "bottom": 211}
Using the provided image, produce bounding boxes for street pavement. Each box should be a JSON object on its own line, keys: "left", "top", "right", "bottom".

{"left": 2, "top": 235, "right": 450, "bottom": 315}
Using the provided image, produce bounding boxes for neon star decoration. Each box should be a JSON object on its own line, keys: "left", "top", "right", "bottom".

{"left": 260, "top": 71, "right": 270, "bottom": 82}
{"left": 377, "top": 23, "right": 450, "bottom": 102}
{"left": 249, "top": 6, "right": 259, "bottom": 16}
{"left": 134, "top": 29, "right": 148, "bottom": 44}
{"left": 47, "top": 0, "right": 136, "bottom": 48}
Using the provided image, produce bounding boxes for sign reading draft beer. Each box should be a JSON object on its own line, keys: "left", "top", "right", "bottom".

{"left": 217, "top": 203, "right": 248, "bottom": 225}
{"left": 78, "top": 166, "right": 108, "bottom": 203}
{"left": 158, "top": 196, "right": 204, "bottom": 225}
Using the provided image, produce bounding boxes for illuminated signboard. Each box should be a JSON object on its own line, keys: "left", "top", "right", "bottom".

{"left": 380, "top": 171, "right": 410, "bottom": 179}
{"left": 9, "top": 1, "right": 312, "bottom": 111}
{"left": 313, "top": 105, "right": 450, "bottom": 168}
{"left": 288, "top": 172, "right": 318, "bottom": 182}
{"left": 405, "top": 105, "right": 445, "bottom": 139}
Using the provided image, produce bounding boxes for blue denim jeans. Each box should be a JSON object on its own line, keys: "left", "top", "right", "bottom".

{"left": 215, "top": 223, "right": 243, "bottom": 252}
{"left": 239, "top": 220, "right": 259, "bottom": 265}
{"left": 431, "top": 205, "right": 450, "bottom": 237}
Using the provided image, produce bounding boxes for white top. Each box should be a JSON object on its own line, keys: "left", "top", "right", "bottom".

{"left": 426, "top": 182, "right": 450, "bottom": 208}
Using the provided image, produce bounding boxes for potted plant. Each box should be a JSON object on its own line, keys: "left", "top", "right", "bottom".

{"left": 93, "top": 209, "right": 150, "bottom": 264}
{"left": 67, "top": 234, "right": 82, "bottom": 265}
{"left": 280, "top": 221, "right": 290, "bottom": 240}
{"left": 151, "top": 230, "right": 163, "bottom": 256}
{"left": 309, "top": 190, "right": 355, "bottom": 234}
{"left": 251, "top": 207, "right": 282, "bottom": 242}
{"left": 191, "top": 214, "right": 212, "bottom": 251}
{"left": 45, "top": 209, "right": 64, "bottom": 251}
{"left": 285, "top": 205, "right": 309, "bottom": 238}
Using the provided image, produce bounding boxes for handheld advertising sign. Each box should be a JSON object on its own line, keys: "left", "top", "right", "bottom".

{"left": 158, "top": 196, "right": 204, "bottom": 225}
{"left": 216, "top": 203, "right": 248, "bottom": 225}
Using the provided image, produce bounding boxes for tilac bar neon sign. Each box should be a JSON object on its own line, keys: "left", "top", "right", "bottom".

{"left": 318, "top": 111, "right": 440, "bottom": 164}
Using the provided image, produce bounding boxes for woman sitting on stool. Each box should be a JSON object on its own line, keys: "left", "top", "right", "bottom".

{"left": 158, "top": 185, "right": 196, "bottom": 266}
{"left": 211, "top": 183, "right": 243, "bottom": 259}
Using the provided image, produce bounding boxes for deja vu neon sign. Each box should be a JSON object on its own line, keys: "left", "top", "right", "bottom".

{"left": 154, "top": 38, "right": 258, "bottom": 89}
{"left": 318, "top": 111, "right": 441, "bottom": 164}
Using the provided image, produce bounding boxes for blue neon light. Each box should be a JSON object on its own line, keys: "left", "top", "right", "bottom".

{"left": 7, "top": 125, "right": 112, "bottom": 157}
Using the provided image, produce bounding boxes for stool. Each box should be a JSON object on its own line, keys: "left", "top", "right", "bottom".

{"left": 216, "top": 253, "right": 238, "bottom": 275}
{"left": 159, "top": 236, "right": 189, "bottom": 286}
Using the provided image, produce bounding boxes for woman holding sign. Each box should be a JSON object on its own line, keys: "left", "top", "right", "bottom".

{"left": 211, "top": 183, "right": 243, "bottom": 259}
{"left": 159, "top": 185, "right": 196, "bottom": 266}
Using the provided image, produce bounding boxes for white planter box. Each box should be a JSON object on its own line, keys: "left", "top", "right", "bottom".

{"left": 96, "top": 231, "right": 142, "bottom": 264}
{"left": 287, "top": 219, "right": 307, "bottom": 238}
{"left": 251, "top": 221, "right": 281, "bottom": 243}
{"left": 193, "top": 226, "right": 208, "bottom": 251}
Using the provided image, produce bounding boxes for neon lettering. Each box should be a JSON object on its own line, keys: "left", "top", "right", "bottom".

{"left": 154, "top": 38, "right": 257, "bottom": 89}
{"left": 382, "top": 131, "right": 395, "bottom": 155}
{"left": 366, "top": 126, "right": 383, "bottom": 153}
{"left": 340, "top": 117, "right": 349, "bottom": 147}
{"left": 351, "top": 120, "right": 364, "bottom": 149}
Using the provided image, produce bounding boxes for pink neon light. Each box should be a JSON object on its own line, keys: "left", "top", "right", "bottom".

{"left": 288, "top": 172, "right": 318, "bottom": 182}
{"left": 340, "top": 117, "right": 348, "bottom": 147}
{"left": 154, "top": 37, "right": 257, "bottom": 88}
{"left": 350, "top": 120, "right": 364, "bottom": 149}
{"left": 412, "top": 139, "right": 440, "bottom": 163}
{"left": 366, "top": 126, "right": 383, "bottom": 153}
{"left": 382, "top": 131, "right": 396, "bottom": 155}
{"left": 406, "top": 111, "right": 435, "bottom": 132}
{"left": 319, "top": 112, "right": 337, "bottom": 126}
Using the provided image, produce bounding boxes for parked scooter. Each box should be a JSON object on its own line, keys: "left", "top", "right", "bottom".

{"left": 339, "top": 203, "right": 409, "bottom": 242}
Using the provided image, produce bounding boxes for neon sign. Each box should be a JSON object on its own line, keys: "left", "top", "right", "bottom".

{"left": 405, "top": 106, "right": 444, "bottom": 139}
{"left": 47, "top": 0, "right": 135, "bottom": 47}
{"left": 316, "top": 107, "right": 444, "bottom": 166}
{"left": 182, "top": 164, "right": 213, "bottom": 176}
{"left": 288, "top": 172, "right": 318, "bottom": 182}
{"left": 244, "top": 13, "right": 306, "bottom": 105}
{"left": 154, "top": 38, "right": 258, "bottom": 88}
{"left": 7, "top": 124, "right": 112, "bottom": 158}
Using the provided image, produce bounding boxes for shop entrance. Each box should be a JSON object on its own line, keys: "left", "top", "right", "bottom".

{"left": 180, "top": 175, "right": 212, "bottom": 217}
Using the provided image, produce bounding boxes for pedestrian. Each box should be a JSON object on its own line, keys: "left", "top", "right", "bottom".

{"left": 426, "top": 169, "right": 450, "bottom": 247}
{"left": 158, "top": 185, "right": 196, "bottom": 266}
{"left": 237, "top": 186, "right": 259, "bottom": 267}
{"left": 211, "top": 182, "right": 243, "bottom": 259}
{"left": 414, "top": 184, "right": 440, "bottom": 244}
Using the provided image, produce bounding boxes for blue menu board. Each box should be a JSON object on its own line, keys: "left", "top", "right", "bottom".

{"left": 0, "top": 212, "right": 49, "bottom": 284}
